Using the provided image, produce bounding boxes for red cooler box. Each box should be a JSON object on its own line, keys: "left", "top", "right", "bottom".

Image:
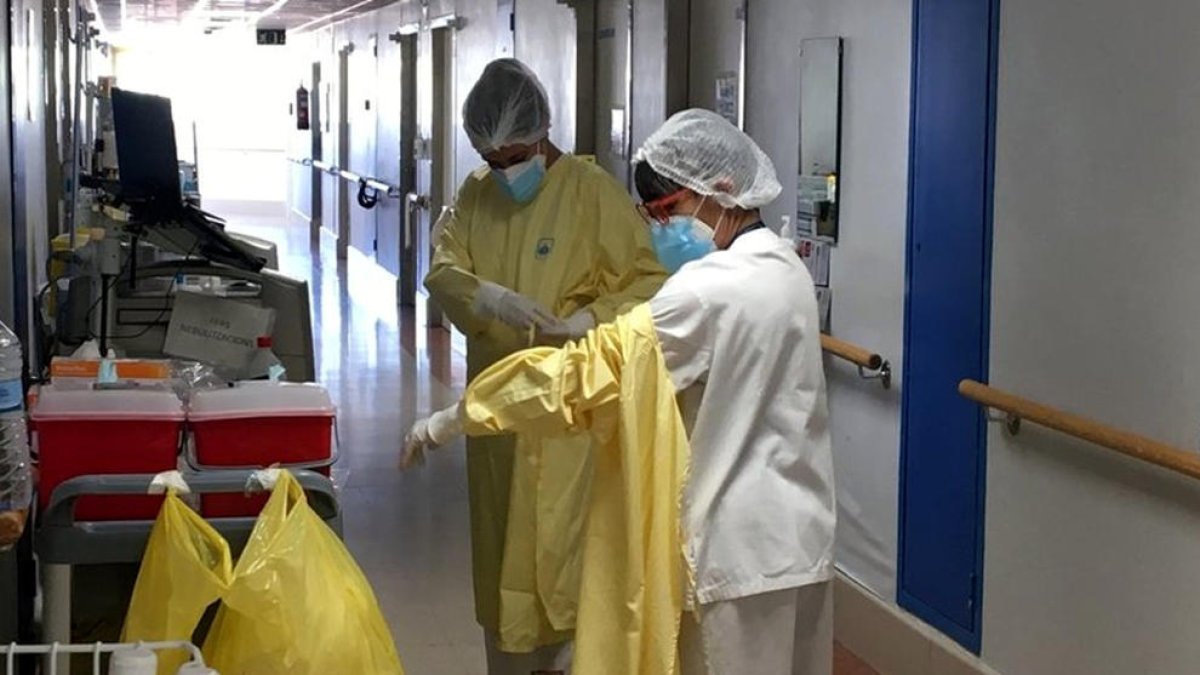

{"left": 33, "top": 387, "right": 185, "bottom": 520}
{"left": 189, "top": 382, "right": 336, "bottom": 517}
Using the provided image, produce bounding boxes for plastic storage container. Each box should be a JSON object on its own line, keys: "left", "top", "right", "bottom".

{"left": 188, "top": 382, "right": 335, "bottom": 517}
{"left": 33, "top": 387, "right": 185, "bottom": 520}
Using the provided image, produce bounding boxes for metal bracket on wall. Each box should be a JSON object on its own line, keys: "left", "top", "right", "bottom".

{"left": 986, "top": 409, "right": 1022, "bottom": 436}
{"left": 857, "top": 361, "right": 893, "bottom": 390}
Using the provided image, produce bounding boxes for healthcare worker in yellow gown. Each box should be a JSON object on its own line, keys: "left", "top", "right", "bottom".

{"left": 409, "top": 110, "right": 836, "bottom": 675}
{"left": 423, "top": 58, "right": 666, "bottom": 673}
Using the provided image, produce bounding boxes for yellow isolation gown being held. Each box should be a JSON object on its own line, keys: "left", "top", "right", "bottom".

{"left": 462, "top": 303, "right": 689, "bottom": 675}
{"left": 424, "top": 154, "right": 666, "bottom": 651}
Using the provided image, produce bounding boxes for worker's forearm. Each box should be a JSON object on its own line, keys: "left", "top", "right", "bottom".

{"left": 424, "top": 265, "right": 491, "bottom": 337}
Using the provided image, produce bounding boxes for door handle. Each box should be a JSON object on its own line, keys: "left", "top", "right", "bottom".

{"left": 404, "top": 193, "right": 431, "bottom": 249}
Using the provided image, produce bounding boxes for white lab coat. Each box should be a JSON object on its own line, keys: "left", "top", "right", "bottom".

{"left": 649, "top": 228, "right": 836, "bottom": 607}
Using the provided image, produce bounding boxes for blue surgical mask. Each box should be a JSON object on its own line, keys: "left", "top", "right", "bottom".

{"left": 651, "top": 215, "right": 716, "bottom": 273}
{"left": 493, "top": 155, "right": 547, "bottom": 204}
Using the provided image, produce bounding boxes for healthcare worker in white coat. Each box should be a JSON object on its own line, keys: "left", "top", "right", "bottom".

{"left": 407, "top": 108, "right": 836, "bottom": 674}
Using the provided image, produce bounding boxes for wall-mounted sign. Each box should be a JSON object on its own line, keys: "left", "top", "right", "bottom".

{"left": 256, "top": 28, "right": 286, "bottom": 46}
{"left": 715, "top": 72, "right": 739, "bottom": 126}
{"left": 610, "top": 107, "right": 627, "bottom": 159}
{"left": 797, "top": 237, "right": 831, "bottom": 287}
{"left": 815, "top": 287, "right": 832, "bottom": 333}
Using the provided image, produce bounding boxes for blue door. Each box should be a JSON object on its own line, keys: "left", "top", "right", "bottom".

{"left": 899, "top": 0, "right": 1000, "bottom": 654}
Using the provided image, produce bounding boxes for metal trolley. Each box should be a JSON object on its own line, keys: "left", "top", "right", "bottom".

{"left": 0, "top": 640, "right": 211, "bottom": 674}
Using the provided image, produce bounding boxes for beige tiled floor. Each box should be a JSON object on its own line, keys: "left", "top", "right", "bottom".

{"left": 232, "top": 209, "right": 877, "bottom": 675}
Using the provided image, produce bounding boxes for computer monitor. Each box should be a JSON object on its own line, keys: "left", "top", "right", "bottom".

{"left": 111, "top": 88, "right": 181, "bottom": 206}
{"left": 109, "top": 88, "right": 265, "bottom": 272}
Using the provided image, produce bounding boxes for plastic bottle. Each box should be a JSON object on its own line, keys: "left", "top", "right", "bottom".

{"left": 175, "top": 662, "right": 219, "bottom": 675}
{"left": 108, "top": 647, "right": 157, "bottom": 675}
{"left": 0, "top": 321, "right": 30, "bottom": 516}
{"left": 249, "top": 336, "right": 286, "bottom": 382}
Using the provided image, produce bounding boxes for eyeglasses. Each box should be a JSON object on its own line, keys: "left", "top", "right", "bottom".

{"left": 636, "top": 189, "right": 689, "bottom": 224}
{"left": 484, "top": 139, "right": 547, "bottom": 170}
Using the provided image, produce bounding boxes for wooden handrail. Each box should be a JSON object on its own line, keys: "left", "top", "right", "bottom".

{"left": 820, "top": 334, "right": 891, "bottom": 389}
{"left": 821, "top": 334, "right": 883, "bottom": 370}
{"left": 959, "top": 379, "right": 1200, "bottom": 482}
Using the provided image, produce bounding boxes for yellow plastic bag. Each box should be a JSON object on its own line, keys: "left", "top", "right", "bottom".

{"left": 203, "top": 472, "right": 404, "bottom": 675}
{"left": 122, "top": 492, "right": 233, "bottom": 675}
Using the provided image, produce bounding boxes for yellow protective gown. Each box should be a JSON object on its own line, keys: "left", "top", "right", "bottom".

{"left": 463, "top": 304, "right": 689, "bottom": 675}
{"left": 425, "top": 154, "right": 666, "bottom": 651}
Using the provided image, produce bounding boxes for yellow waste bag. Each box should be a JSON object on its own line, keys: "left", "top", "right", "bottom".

{"left": 122, "top": 492, "right": 234, "bottom": 675}
{"left": 203, "top": 472, "right": 404, "bottom": 675}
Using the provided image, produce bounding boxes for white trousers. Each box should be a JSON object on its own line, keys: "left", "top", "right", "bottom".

{"left": 679, "top": 582, "right": 834, "bottom": 675}
{"left": 483, "top": 631, "right": 573, "bottom": 675}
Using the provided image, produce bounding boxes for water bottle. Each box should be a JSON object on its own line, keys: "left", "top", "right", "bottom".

{"left": 0, "top": 321, "right": 31, "bottom": 514}
{"left": 108, "top": 647, "right": 157, "bottom": 675}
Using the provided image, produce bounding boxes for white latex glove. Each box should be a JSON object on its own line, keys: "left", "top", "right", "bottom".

{"left": 473, "top": 280, "right": 558, "bottom": 331}
{"left": 536, "top": 310, "right": 595, "bottom": 345}
{"left": 401, "top": 404, "right": 465, "bottom": 470}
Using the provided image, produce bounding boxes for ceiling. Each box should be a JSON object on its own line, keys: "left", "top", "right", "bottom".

{"left": 91, "top": 0, "right": 391, "bottom": 38}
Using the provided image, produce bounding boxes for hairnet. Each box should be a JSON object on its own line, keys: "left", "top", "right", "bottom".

{"left": 463, "top": 59, "right": 552, "bottom": 152}
{"left": 635, "top": 109, "right": 782, "bottom": 209}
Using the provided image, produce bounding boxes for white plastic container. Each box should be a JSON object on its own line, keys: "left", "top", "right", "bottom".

{"left": 175, "top": 663, "right": 219, "bottom": 675}
{"left": 108, "top": 647, "right": 157, "bottom": 675}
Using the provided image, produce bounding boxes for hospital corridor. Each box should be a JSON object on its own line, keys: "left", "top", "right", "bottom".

{"left": 0, "top": 0, "right": 1199, "bottom": 674}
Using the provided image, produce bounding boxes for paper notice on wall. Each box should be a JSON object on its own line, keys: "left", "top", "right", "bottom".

{"left": 610, "top": 107, "right": 627, "bottom": 159}
{"left": 715, "top": 72, "right": 739, "bottom": 126}
{"left": 795, "top": 214, "right": 815, "bottom": 237}
{"left": 164, "top": 291, "right": 275, "bottom": 373}
{"left": 795, "top": 183, "right": 816, "bottom": 236}
{"left": 797, "top": 237, "right": 831, "bottom": 287}
{"left": 796, "top": 174, "right": 829, "bottom": 218}
{"left": 815, "top": 287, "right": 832, "bottom": 334}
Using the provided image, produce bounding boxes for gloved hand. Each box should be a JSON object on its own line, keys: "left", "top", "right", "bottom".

{"left": 401, "top": 403, "right": 465, "bottom": 470}
{"left": 535, "top": 310, "right": 595, "bottom": 346}
{"left": 473, "top": 281, "right": 558, "bottom": 331}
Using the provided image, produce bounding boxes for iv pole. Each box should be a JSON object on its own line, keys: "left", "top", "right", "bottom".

{"left": 65, "top": 4, "right": 97, "bottom": 251}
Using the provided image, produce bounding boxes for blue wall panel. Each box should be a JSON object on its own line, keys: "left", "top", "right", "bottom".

{"left": 899, "top": 0, "right": 1001, "bottom": 654}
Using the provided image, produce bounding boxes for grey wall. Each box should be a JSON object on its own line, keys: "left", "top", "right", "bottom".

{"left": 515, "top": 0, "right": 579, "bottom": 152}
{"left": 12, "top": 0, "right": 52, "bottom": 354}
{"left": 629, "top": 0, "right": 688, "bottom": 155}
{"left": 452, "top": 0, "right": 499, "bottom": 187}
{"left": 0, "top": 0, "right": 16, "bottom": 331}
{"left": 688, "top": 0, "right": 742, "bottom": 122}
{"left": 984, "top": 0, "right": 1200, "bottom": 671}
{"left": 746, "top": 0, "right": 912, "bottom": 601}
{"left": 592, "top": 0, "right": 630, "bottom": 184}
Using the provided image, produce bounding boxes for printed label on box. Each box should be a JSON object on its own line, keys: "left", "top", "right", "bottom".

{"left": 164, "top": 291, "right": 275, "bottom": 372}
